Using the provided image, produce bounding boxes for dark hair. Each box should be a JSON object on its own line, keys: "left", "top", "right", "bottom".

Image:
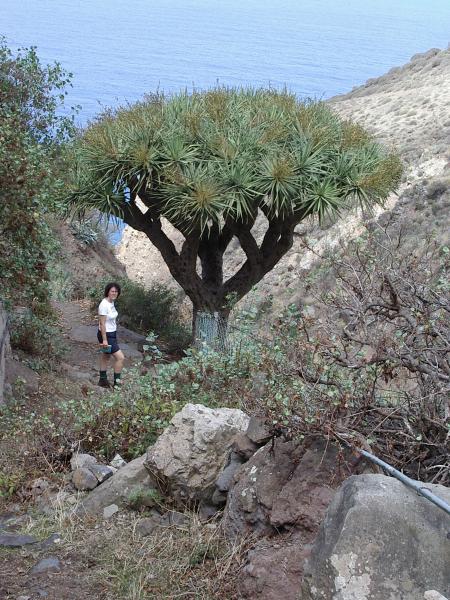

{"left": 104, "top": 282, "right": 121, "bottom": 298}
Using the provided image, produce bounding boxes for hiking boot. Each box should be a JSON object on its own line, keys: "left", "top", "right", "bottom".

{"left": 98, "top": 379, "right": 111, "bottom": 388}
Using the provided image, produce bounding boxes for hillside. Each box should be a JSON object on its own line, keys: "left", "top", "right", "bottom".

{"left": 116, "top": 47, "right": 450, "bottom": 311}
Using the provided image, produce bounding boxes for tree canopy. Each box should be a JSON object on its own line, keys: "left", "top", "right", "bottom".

{"left": 68, "top": 88, "right": 402, "bottom": 331}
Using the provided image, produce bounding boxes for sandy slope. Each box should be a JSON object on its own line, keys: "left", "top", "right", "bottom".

{"left": 330, "top": 47, "right": 450, "bottom": 167}
{"left": 116, "top": 47, "right": 450, "bottom": 304}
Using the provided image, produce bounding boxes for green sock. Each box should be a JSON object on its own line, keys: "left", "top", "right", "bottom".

{"left": 114, "top": 373, "right": 121, "bottom": 385}
{"left": 99, "top": 370, "right": 107, "bottom": 381}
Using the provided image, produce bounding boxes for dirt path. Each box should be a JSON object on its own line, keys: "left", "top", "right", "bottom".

{"left": 0, "top": 301, "right": 147, "bottom": 600}
{"left": 51, "top": 299, "right": 144, "bottom": 388}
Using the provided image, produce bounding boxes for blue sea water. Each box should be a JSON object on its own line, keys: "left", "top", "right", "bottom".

{"left": 1, "top": 0, "right": 450, "bottom": 125}
{"left": 2, "top": 1, "right": 449, "bottom": 243}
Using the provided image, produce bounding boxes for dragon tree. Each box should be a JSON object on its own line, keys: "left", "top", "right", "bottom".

{"left": 68, "top": 88, "right": 402, "bottom": 342}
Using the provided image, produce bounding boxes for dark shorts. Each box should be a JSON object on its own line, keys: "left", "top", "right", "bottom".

{"left": 97, "top": 330, "right": 120, "bottom": 354}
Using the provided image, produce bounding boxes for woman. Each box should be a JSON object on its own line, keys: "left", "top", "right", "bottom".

{"left": 97, "top": 282, "right": 125, "bottom": 387}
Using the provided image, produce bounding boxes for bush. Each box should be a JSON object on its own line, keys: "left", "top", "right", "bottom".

{"left": 9, "top": 311, "right": 65, "bottom": 371}
{"left": 89, "top": 278, "right": 191, "bottom": 351}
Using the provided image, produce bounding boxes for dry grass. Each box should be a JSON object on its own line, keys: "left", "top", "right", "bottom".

{"left": 11, "top": 501, "right": 250, "bottom": 600}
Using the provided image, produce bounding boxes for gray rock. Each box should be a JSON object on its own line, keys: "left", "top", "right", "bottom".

{"left": 103, "top": 504, "right": 119, "bottom": 519}
{"left": 79, "top": 454, "right": 156, "bottom": 516}
{"left": 135, "top": 516, "right": 160, "bottom": 537}
{"left": 211, "top": 489, "right": 227, "bottom": 506}
{"left": 88, "top": 463, "right": 115, "bottom": 483}
{"left": 70, "top": 453, "right": 97, "bottom": 471}
{"left": 145, "top": 403, "right": 249, "bottom": 505}
{"left": 5, "top": 355, "right": 40, "bottom": 397}
{"left": 198, "top": 503, "right": 220, "bottom": 522}
{"left": 37, "top": 533, "right": 62, "bottom": 550}
{"left": 161, "top": 510, "right": 189, "bottom": 527}
{"left": 30, "top": 478, "right": 51, "bottom": 497}
{"left": 302, "top": 474, "right": 450, "bottom": 600}
{"left": 110, "top": 453, "right": 127, "bottom": 469}
{"left": 30, "top": 557, "right": 61, "bottom": 575}
{"left": 425, "top": 593, "right": 449, "bottom": 600}
{"left": 232, "top": 432, "right": 259, "bottom": 460}
{"left": 245, "top": 416, "right": 271, "bottom": 445}
{"left": 72, "top": 467, "right": 98, "bottom": 491}
{"left": 215, "top": 452, "right": 244, "bottom": 492}
{"left": 0, "top": 533, "right": 38, "bottom": 547}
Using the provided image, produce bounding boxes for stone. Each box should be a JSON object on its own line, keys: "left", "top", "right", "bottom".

{"left": 70, "top": 453, "right": 97, "bottom": 471}
{"left": 162, "top": 510, "right": 189, "bottom": 527}
{"left": 79, "top": 454, "right": 156, "bottom": 516}
{"left": 110, "top": 453, "right": 127, "bottom": 469}
{"left": 30, "top": 478, "right": 50, "bottom": 497}
{"left": 30, "top": 557, "right": 61, "bottom": 574}
{"left": 37, "top": 533, "right": 62, "bottom": 550}
{"left": 88, "top": 463, "right": 115, "bottom": 483}
{"left": 302, "top": 474, "right": 450, "bottom": 600}
{"left": 211, "top": 489, "right": 227, "bottom": 506}
{"left": 425, "top": 593, "right": 449, "bottom": 600}
{"left": 198, "top": 503, "right": 220, "bottom": 522}
{"left": 5, "top": 356, "right": 40, "bottom": 398}
{"left": 239, "top": 533, "right": 310, "bottom": 600}
{"left": 0, "top": 533, "right": 37, "bottom": 547}
{"left": 215, "top": 452, "right": 244, "bottom": 493}
{"left": 72, "top": 467, "right": 98, "bottom": 491}
{"left": 135, "top": 516, "right": 160, "bottom": 537}
{"left": 232, "top": 433, "right": 259, "bottom": 461}
{"left": 145, "top": 403, "right": 249, "bottom": 505}
{"left": 245, "top": 416, "right": 271, "bottom": 445}
{"left": 103, "top": 504, "right": 119, "bottom": 519}
{"left": 223, "top": 438, "right": 348, "bottom": 538}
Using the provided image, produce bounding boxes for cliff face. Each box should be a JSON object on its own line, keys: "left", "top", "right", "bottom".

{"left": 116, "top": 47, "right": 450, "bottom": 309}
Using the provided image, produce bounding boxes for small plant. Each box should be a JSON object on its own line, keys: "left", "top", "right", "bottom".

{"left": 126, "top": 487, "right": 163, "bottom": 511}
{"left": 0, "top": 470, "right": 21, "bottom": 499}
{"left": 69, "top": 218, "right": 100, "bottom": 246}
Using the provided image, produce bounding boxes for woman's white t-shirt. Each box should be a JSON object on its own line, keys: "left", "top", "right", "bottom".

{"left": 98, "top": 298, "right": 118, "bottom": 333}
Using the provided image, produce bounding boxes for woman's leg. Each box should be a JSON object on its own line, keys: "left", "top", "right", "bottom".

{"left": 99, "top": 353, "right": 111, "bottom": 386}
{"left": 112, "top": 350, "right": 125, "bottom": 386}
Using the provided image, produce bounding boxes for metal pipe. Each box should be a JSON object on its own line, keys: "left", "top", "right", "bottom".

{"left": 357, "top": 448, "right": 450, "bottom": 517}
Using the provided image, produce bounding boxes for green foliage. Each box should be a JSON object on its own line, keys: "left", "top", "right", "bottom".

{"left": 69, "top": 219, "right": 100, "bottom": 245}
{"left": 68, "top": 88, "right": 402, "bottom": 231}
{"left": 9, "top": 310, "right": 66, "bottom": 371}
{"left": 126, "top": 487, "right": 163, "bottom": 511}
{"left": 0, "top": 39, "right": 74, "bottom": 312}
{"left": 0, "top": 470, "right": 21, "bottom": 499}
{"left": 89, "top": 278, "right": 190, "bottom": 350}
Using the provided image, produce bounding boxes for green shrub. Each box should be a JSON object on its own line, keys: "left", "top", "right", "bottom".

{"left": 9, "top": 311, "right": 66, "bottom": 371}
{"left": 89, "top": 278, "right": 191, "bottom": 351}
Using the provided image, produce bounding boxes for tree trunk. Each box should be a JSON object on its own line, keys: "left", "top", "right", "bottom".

{"left": 192, "top": 307, "right": 230, "bottom": 351}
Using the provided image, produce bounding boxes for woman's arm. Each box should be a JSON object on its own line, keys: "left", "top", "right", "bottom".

{"left": 99, "top": 315, "right": 109, "bottom": 347}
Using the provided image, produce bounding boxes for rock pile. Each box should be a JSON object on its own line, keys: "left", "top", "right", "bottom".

{"left": 70, "top": 452, "right": 118, "bottom": 491}
{"left": 64, "top": 403, "right": 450, "bottom": 600}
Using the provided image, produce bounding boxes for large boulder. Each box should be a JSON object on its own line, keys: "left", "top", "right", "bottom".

{"left": 78, "top": 454, "right": 156, "bottom": 516}
{"left": 223, "top": 438, "right": 355, "bottom": 538}
{"left": 145, "top": 403, "right": 249, "bottom": 505}
{"left": 302, "top": 474, "right": 450, "bottom": 600}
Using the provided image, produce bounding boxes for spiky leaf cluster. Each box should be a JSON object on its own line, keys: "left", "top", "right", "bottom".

{"left": 69, "top": 88, "right": 402, "bottom": 232}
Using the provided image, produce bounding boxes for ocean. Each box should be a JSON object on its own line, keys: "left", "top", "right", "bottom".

{"left": 1, "top": 0, "right": 450, "bottom": 125}
{"left": 2, "top": 0, "right": 449, "bottom": 242}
